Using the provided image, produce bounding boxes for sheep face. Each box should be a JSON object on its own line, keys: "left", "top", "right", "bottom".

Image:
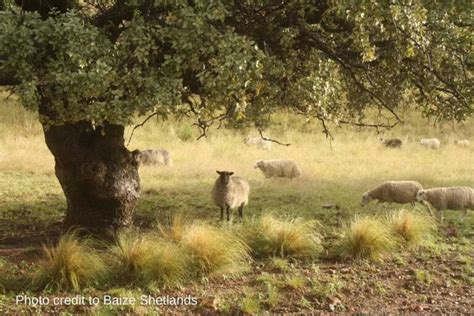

{"left": 361, "top": 192, "right": 371, "bottom": 206}
{"left": 253, "top": 161, "right": 263, "bottom": 169}
{"left": 216, "top": 170, "right": 234, "bottom": 185}
{"left": 416, "top": 190, "right": 427, "bottom": 202}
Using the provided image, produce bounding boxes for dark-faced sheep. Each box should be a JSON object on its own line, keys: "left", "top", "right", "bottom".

{"left": 361, "top": 181, "right": 423, "bottom": 207}
{"left": 379, "top": 138, "right": 402, "bottom": 148}
{"left": 212, "top": 171, "right": 250, "bottom": 221}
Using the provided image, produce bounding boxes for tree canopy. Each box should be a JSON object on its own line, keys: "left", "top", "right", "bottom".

{"left": 0, "top": 0, "right": 472, "bottom": 136}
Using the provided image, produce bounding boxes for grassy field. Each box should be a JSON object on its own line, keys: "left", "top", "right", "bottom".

{"left": 1, "top": 90, "right": 473, "bottom": 314}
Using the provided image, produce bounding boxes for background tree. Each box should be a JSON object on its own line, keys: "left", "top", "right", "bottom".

{"left": 0, "top": 0, "right": 471, "bottom": 232}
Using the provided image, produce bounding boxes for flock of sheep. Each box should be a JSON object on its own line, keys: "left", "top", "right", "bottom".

{"left": 362, "top": 181, "right": 473, "bottom": 220}
{"left": 137, "top": 135, "right": 472, "bottom": 221}
{"left": 379, "top": 137, "right": 470, "bottom": 149}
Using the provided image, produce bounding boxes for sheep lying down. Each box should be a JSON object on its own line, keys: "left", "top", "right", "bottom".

{"left": 416, "top": 186, "right": 473, "bottom": 219}
{"left": 361, "top": 181, "right": 423, "bottom": 207}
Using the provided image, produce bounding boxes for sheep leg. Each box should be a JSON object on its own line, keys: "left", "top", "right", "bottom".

{"left": 226, "top": 206, "right": 231, "bottom": 221}
{"left": 238, "top": 204, "right": 244, "bottom": 220}
{"left": 461, "top": 208, "right": 467, "bottom": 219}
{"left": 437, "top": 210, "right": 444, "bottom": 222}
{"left": 220, "top": 207, "right": 224, "bottom": 221}
{"left": 423, "top": 201, "right": 435, "bottom": 217}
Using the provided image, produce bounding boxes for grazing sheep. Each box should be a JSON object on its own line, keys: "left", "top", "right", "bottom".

{"left": 379, "top": 137, "right": 402, "bottom": 148}
{"left": 416, "top": 187, "right": 473, "bottom": 219}
{"left": 254, "top": 159, "right": 302, "bottom": 179}
{"left": 212, "top": 171, "right": 250, "bottom": 221}
{"left": 244, "top": 136, "right": 272, "bottom": 150}
{"left": 361, "top": 181, "right": 423, "bottom": 207}
{"left": 138, "top": 149, "right": 172, "bottom": 166}
{"left": 454, "top": 139, "right": 470, "bottom": 147}
{"left": 420, "top": 138, "right": 440, "bottom": 150}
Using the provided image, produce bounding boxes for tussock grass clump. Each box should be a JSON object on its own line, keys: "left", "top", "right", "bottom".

{"left": 33, "top": 232, "right": 107, "bottom": 291}
{"left": 158, "top": 212, "right": 189, "bottom": 242}
{"left": 179, "top": 223, "right": 251, "bottom": 277}
{"left": 388, "top": 209, "right": 436, "bottom": 248}
{"left": 335, "top": 216, "right": 395, "bottom": 260}
{"left": 108, "top": 232, "right": 189, "bottom": 288}
{"left": 241, "top": 215, "right": 322, "bottom": 259}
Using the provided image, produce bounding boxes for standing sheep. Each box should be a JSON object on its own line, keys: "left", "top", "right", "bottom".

{"left": 361, "top": 181, "right": 423, "bottom": 207}
{"left": 212, "top": 171, "right": 250, "bottom": 221}
{"left": 420, "top": 138, "right": 441, "bottom": 150}
{"left": 138, "top": 149, "right": 173, "bottom": 166}
{"left": 416, "top": 187, "right": 473, "bottom": 219}
{"left": 254, "top": 159, "right": 302, "bottom": 179}
{"left": 379, "top": 138, "right": 403, "bottom": 148}
{"left": 454, "top": 139, "right": 470, "bottom": 147}
{"left": 244, "top": 136, "right": 272, "bottom": 150}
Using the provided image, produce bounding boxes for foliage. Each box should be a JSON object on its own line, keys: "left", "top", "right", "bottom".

{"left": 388, "top": 209, "right": 436, "bottom": 248}
{"left": 32, "top": 231, "right": 107, "bottom": 291}
{"left": 0, "top": 0, "right": 471, "bottom": 133}
{"left": 240, "top": 215, "right": 322, "bottom": 259}
{"left": 335, "top": 216, "right": 396, "bottom": 261}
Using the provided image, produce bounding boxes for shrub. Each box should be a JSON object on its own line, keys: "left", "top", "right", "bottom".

{"left": 180, "top": 223, "right": 251, "bottom": 277}
{"left": 335, "top": 216, "right": 395, "bottom": 260}
{"left": 108, "top": 231, "right": 189, "bottom": 288}
{"left": 388, "top": 209, "right": 436, "bottom": 248}
{"left": 33, "top": 232, "right": 107, "bottom": 291}
{"left": 241, "top": 215, "right": 322, "bottom": 259}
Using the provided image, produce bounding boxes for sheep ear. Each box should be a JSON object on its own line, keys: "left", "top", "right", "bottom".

{"left": 216, "top": 171, "right": 222, "bottom": 175}
{"left": 229, "top": 172, "right": 234, "bottom": 176}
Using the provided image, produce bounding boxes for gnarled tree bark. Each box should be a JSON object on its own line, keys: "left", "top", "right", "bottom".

{"left": 42, "top": 121, "right": 141, "bottom": 232}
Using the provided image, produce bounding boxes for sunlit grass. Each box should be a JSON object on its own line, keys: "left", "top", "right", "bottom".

{"left": 107, "top": 231, "right": 189, "bottom": 288}
{"left": 335, "top": 216, "right": 396, "bottom": 261}
{"left": 240, "top": 215, "right": 322, "bottom": 259}
{"left": 388, "top": 209, "right": 436, "bottom": 248}
{"left": 178, "top": 223, "right": 251, "bottom": 277}
{"left": 32, "top": 231, "right": 107, "bottom": 291}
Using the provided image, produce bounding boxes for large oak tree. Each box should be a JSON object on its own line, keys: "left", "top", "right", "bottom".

{"left": 0, "top": 0, "right": 472, "bottom": 231}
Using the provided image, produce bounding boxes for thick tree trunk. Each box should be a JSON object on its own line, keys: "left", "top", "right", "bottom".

{"left": 42, "top": 121, "right": 141, "bottom": 232}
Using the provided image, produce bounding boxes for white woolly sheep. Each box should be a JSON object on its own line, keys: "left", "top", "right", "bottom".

{"left": 454, "top": 139, "right": 470, "bottom": 147}
{"left": 244, "top": 136, "right": 272, "bottom": 150}
{"left": 416, "top": 186, "right": 473, "bottom": 219}
{"left": 379, "top": 137, "right": 402, "bottom": 148}
{"left": 420, "top": 138, "right": 440, "bottom": 150}
{"left": 361, "top": 181, "right": 423, "bottom": 207}
{"left": 138, "top": 149, "right": 172, "bottom": 166}
{"left": 254, "top": 159, "right": 302, "bottom": 179}
{"left": 212, "top": 171, "right": 250, "bottom": 221}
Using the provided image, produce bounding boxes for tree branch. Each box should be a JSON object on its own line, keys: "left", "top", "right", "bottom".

{"left": 258, "top": 129, "right": 291, "bottom": 146}
{"left": 126, "top": 111, "right": 159, "bottom": 147}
